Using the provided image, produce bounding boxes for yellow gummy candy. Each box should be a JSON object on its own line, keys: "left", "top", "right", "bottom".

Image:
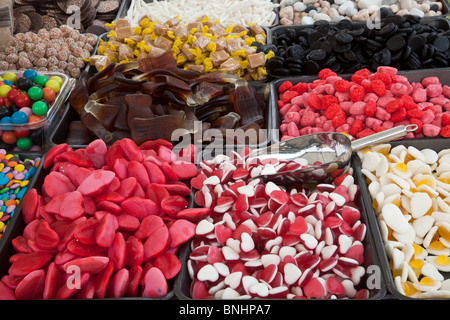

{"left": 429, "top": 240, "right": 446, "bottom": 251}
{"left": 206, "top": 42, "right": 216, "bottom": 53}
{"left": 140, "top": 18, "right": 150, "bottom": 28}
{"left": 395, "top": 163, "right": 408, "bottom": 172}
{"left": 419, "top": 276, "right": 435, "bottom": 286}
{"left": 401, "top": 282, "right": 418, "bottom": 296}
{"left": 435, "top": 255, "right": 450, "bottom": 266}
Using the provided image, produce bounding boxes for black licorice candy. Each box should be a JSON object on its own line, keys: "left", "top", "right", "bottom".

{"left": 267, "top": 14, "right": 450, "bottom": 77}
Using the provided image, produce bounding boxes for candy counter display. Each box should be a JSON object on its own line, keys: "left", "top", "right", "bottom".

{"left": 267, "top": 16, "right": 450, "bottom": 77}
{"left": 174, "top": 148, "right": 387, "bottom": 299}
{"left": 2, "top": 0, "right": 450, "bottom": 303}
{"left": 0, "top": 26, "right": 98, "bottom": 78}
{"left": 277, "top": 0, "right": 450, "bottom": 26}
{"left": 355, "top": 139, "right": 450, "bottom": 299}
{"left": 0, "top": 71, "right": 73, "bottom": 151}
{"left": 0, "top": 151, "right": 40, "bottom": 246}
{"left": 119, "top": 0, "right": 280, "bottom": 28}
{"left": 271, "top": 67, "right": 450, "bottom": 144}
{"left": 11, "top": 0, "right": 123, "bottom": 34}
{"left": 49, "top": 54, "right": 273, "bottom": 150}
{"left": 90, "top": 17, "right": 272, "bottom": 81}
{"left": 0, "top": 139, "right": 199, "bottom": 299}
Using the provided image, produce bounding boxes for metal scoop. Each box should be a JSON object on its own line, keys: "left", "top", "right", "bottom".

{"left": 247, "top": 124, "right": 418, "bottom": 185}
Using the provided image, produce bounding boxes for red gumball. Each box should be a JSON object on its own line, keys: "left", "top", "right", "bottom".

{"left": 6, "top": 88, "right": 20, "bottom": 104}
{"left": 13, "top": 129, "right": 29, "bottom": 138}
{"left": 0, "top": 96, "right": 4, "bottom": 107}
{"left": 14, "top": 93, "right": 31, "bottom": 108}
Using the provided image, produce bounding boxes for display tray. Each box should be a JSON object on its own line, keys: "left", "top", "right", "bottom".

{"left": 0, "top": 71, "right": 74, "bottom": 151}
{"left": 0, "top": 150, "right": 195, "bottom": 300}
{"left": 269, "top": 67, "right": 450, "bottom": 145}
{"left": 116, "top": 0, "right": 280, "bottom": 29}
{"left": 173, "top": 156, "right": 388, "bottom": 300}
{"left": 0, "top": 151, "right": 44, "bottom": 276}
{"left": 48, "top": 79, "right": 276, "bottom": 152}
{"left": 268, "top": 16, "right": 450, "bottom": 79}
{"left": 354, "top": 138, "right": 450, "bottom": 299}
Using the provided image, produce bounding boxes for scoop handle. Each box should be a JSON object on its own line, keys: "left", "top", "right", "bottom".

{"left": 350, "top": 124, "right": 418, "bottom": 151}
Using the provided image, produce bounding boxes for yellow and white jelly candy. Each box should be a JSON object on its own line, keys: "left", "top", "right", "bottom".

{"left": 381, "top": 203, "right": 410, "bottom": 234}
{"left": 359, "top": 144, "right": 450, "bottom": 298}
{"left": 412, "top": 276, "right": 441, "bottom": 292}
{"left": 410, "top": 192, "right": 433, "bottom": 219}
{"left": 412, "top": 216, "right": 435, "bottom": 238}
{"left": 426, "top": 255, "right": 450, "bottom": 272}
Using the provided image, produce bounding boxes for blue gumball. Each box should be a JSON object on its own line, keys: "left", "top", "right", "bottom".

{"left": 0, "top": 116, "right": 12, "bottom": 131}
{"left": 23, "top": 69, "right": 37, "bottom": 82}
{"left": 11, "top": 111, "right": 28, "bottom": 124}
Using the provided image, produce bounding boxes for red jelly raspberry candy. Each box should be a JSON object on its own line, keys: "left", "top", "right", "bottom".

{"left": 278, "top": 81, "right": 293, "bottom": 93}
{"left": 325, "top": 103, "right": 342, "bottom": 120}
{"left": 292, "top": 82, "right": 308, "bottom": 95}
{"left": 321, "top": 95, "right": 339, "bottom": 109}
{"left": 386, "top": 99, "right": 404, "bottom": 113}
{"left": 333, "top": 79, "right": 351, "bottom": 92}
{"left": 364, "top": 100, "right": 377, "bottom": 117}
{"left": 318, "top": 68, "right": 337, "bottom": 80}
{"left": 440, "top": 125, "right": 450, "bottom": 138}
{"left": 282, "top": 90, "right": 298, "bottom": 103}
{"left": 332, "top": 112, "right": 347, "bottom": 129}
{"left": 390, "top": 107, "right": 406, "bottom": 122}
{"left": 350, "top": 119, "right": 364, "bottom": 137}
{"left": 307, "top": 94, "right": 322, "bottom": 110}
{"left": 370, "top": 79, "right": 386, "bottom": 96}
{"left": 349, "top": 85, "right": 365, "bottom": 103}
{"left": 442, "top": 113, "right": 450, "bottom": 125}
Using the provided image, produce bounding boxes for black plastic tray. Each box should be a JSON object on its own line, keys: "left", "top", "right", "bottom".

{"left": 116, "top": 0, "right": 280, "bottom": 28}
{"left": 0, "top": 151, "right": 44, "bottom": 277}
{"left": 274, "top": 2, "right": 450, "bottom": 28}
{"left": 48, "top": 79, "right": 276, "bottom": 152}
{"left": 174, "top": 156, "right": 387, "bottom": 300}
{"left": 269, "top": 67, "right": 450, "bottom": 144}
{"left": 0, "top": 150, "right": 196, "bottom": 299}
{"left": 354, "top": 138, "right": 450, "bottom": 299}
{"left": 268, "top": 17, "right": 450, "bottom": 79}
